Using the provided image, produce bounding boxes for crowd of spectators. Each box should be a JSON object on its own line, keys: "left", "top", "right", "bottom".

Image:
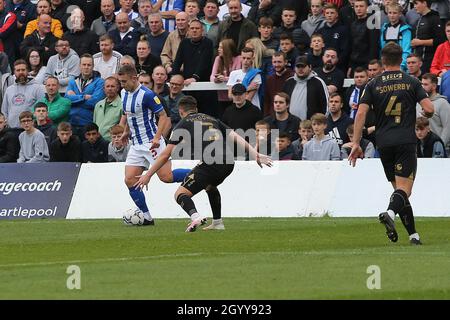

{"left": 0, "top": 0, "right": 450, "bottom": 164}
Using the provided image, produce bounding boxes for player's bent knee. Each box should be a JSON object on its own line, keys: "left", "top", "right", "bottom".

{"left": 175, "top": 192, "right": 190, "bottom": 204}
{"left": 158, "top": 172, "right": 173, "bottom": 183}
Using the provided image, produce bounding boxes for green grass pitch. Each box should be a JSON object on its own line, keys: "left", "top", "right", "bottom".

{"left": 0, "top": 217, "right": 449, "bottom": 299}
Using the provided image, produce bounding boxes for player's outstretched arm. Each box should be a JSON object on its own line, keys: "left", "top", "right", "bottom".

{"left": 134, "top": 144, "right": 176, "bottom": 190}
{"left": 228, "top": 131, "right": 273, "bottom": 168}
{"left": 419, "top": 97, "right": 435, "bottom": 118}
{"left": 348, "top": 103, "right": 369, "bottom": 167}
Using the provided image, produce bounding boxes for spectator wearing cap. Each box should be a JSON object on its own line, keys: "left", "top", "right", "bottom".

{"left": 283, "top": 55, "right": 329, "bottom": 120}
{"left": 222, "top": 83, "right": 262, "bottom": 132}
{"left": 227, "top": 47, "right": 262, "bottom": 110}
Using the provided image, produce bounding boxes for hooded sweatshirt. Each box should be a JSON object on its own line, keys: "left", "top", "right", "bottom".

{"left": 429, "top": 94, "right": 450, "bottom": 153}
{"left": 1, "top": 78, "right": 45, "bottom": 128}
{"left": 283, "top": 71, "right": 329, "bottom": 120}
{"left": 301, "top": 14, "right": 326, "bottom": 38}
{"left": 45, "top": 49, "right": 81, "bottom": 93}
{"left": 302, "top": 134, "right": 341, "bottom": 161}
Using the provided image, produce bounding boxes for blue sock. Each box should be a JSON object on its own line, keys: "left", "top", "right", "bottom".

{"left": 172, "top": 168, "right": 191, "bottom": 183}
{"left": 128, "top": 187, "right": 150, "bottom": 215}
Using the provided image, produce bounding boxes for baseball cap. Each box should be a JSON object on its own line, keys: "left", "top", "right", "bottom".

{"left": 231, "top": 83, "right": 247, "bottom": 95}
{"left": 295, "top": 55, "right": 309, "bottom": 68}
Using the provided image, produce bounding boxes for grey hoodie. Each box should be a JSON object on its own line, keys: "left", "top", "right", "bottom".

{"left": 302, "top": 134, "right": 341, "bottom": 161}
{"left": 429, "top": 94, "right": 450, "bottom": 153}
{"left": 1, "top": 78, "right": 45, "bottom": 128}
{"left": 45, "top": 49, "right": 80, "bottom": 93}
{"left": 290, "top": 71, "right": 316, "bottom": 121}
{"left": 301, "top": 14, "right": 326, "bottom": 38}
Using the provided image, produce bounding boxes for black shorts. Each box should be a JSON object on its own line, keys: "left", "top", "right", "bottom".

{"left": 181, "top": 162, "right": 235, "bottom": 196}
{"left": 378, "top": 144, "right": 417, "bottom": 182}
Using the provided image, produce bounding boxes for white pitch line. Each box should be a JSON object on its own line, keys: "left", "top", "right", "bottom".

{"left": 0, "top": 250, "right": 447, "bottom": 269}
{"left": 0, "top": 253, "right": 204, "bottom": 268}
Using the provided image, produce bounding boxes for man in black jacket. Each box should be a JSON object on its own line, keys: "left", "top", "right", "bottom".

{"left": 283, "top": 55, "right": 329, "bottom": 120}
{"left": 348, "top": 0, "right": 379, "bottom": 77}
{"left": 172, "top": 19, "right": 216, "bottom": 116}
{"left": 49, "top": 121, "right": 82, "bottom": 162}
{"left": 20, "top": 14, "right": 58, "bottom": 64}
{"left": 412, "top": 0, "right": 446, "bottom": 73}
{"left": 0, "top": 112, "right": 19, "bottom": 162}
{"left": 264, "top": 92, "right": 300, "bottom": 141}
{"left": 81, "top": 122, "right": 108, "bottom": 163}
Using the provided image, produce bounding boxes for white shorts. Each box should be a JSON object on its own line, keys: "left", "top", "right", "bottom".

{"left": 125, "top": 138, "right": 166, "bottom": 169}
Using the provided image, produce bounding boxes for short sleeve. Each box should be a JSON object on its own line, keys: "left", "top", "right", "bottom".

{"left": 143, "top": 91, "right": 164, "bottom": 114}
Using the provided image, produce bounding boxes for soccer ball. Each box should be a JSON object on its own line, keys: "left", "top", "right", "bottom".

{"left": 123, "top": 208, "right": 145, "bottom": 226}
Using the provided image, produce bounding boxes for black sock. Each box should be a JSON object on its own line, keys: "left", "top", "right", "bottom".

{"left": 387, "top": 189, "right": 408, "bottom": 215}
{"left": 176, "top": 194, "right": 198, "bottom": 217}
{"left": 398, "top": 202, "right": 417, "bottom": 236}
{"left": 206, "top": 187, "right": 221, "bottom": 220}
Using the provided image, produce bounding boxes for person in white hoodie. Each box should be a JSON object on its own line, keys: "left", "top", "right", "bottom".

{"left": 1, "top": 60, "right": 45, "bottom": 129}
{"left": 419, "top": 73, "right": 450, "bottom": 154}
{"left": 44, "top": 37, "right": 81, "bottom": 94}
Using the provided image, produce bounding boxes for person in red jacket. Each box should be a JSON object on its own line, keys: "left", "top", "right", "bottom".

{"left": 0, "top": 0, "right": 18, "bottom": 66}
{"left": 430, "top": 21, "right": 450, "bottom": 77}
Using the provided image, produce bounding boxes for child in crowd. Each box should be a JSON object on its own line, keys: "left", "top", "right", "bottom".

{"left": 17, "top": 111, "right": 50, "bottom": 163}
{"left": 415, "top": 117, "right": 447, "bottom": 158}
{"left": 292, "top": 120, "right": 313, "bottom": 159}
{"left": 255, "top": 120, "right": 273, "bottom": 156}
{"left": 108, "top": 124, "right": 130, "bottom": 162}
{"left": 258, "top": 17, "right": 279, "bottom": 51}
{"left": 302, "top": 113, "right": 340, "bottom": 160}
{"left": 279, "top": 34, "right": 299, "bottom": 70}
{"left": 49, "top": 122, "right": 82, "bottom": 162}
{"left": 306, "top": 33, "right": 325, "bottom": 70}
{"left": 276, "top": 132, "right": 300, "bottom": 160}
{"left": 340, "top": 124, "right": 375, "bottom": 159}
{"left": 34, "top": 102, "right": 57, "bottom": 147}
{"left": 81, "top": 122, "right": 109, "bottom": 163}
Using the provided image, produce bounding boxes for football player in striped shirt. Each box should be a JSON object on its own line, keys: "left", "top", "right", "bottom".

{"left": 118, "top": 64, "right": 190, "bottom": 225}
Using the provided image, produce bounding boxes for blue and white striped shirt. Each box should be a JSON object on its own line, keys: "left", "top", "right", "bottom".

{"left": 151, "top": 0, "right": 184, "bottom": 32}
{"left": 122, "top": 85, "right": 164, "bottom": 145}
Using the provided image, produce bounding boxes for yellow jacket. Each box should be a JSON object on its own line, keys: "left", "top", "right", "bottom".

{"left": 24, "top": 18, "right": 63, "bottom": 39}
